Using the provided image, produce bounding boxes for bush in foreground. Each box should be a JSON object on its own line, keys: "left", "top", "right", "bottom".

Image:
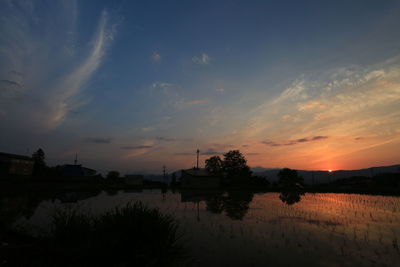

{"left": 4, "top": 202, "right": 185, "bottom": 266}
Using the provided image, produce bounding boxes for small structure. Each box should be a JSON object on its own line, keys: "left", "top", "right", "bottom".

{"left": 124, "top": 175, "right": 143, "bottom": 186}
{"left": 180, "top": 169, "right": 221, "bottom": 189}
{"left": 59, "top": 164, "right": 96, "bottom": 177}
{"left": 0, "top": 152, "right": 34, "bottom": 176}
{"left": 58, "top": 154, "right": 96, "bottom": 179}
{"left": 58, "top": 164, "right": 97, "bottom": 178}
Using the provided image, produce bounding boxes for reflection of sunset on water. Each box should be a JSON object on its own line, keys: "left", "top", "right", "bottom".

{"left": 17, "top": 190, "right": 400, "bottom": 266}
{"left": 1, "top": 1, "right": 400, "bottom": 266}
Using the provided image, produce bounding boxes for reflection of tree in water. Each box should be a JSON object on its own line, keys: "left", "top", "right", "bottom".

{"left": 0, "top": 190, "right": 103, "bottom": 232}
{"left": 54, "top": 190, "right": 101, "bottom": 203}
{"left": 105, "top": 188, "right": 118, "bottom": 196}
{"left": 205, "top": 196, "right": 224, "bottom": 214}
{"left": 279, "top": 191, "right": 304, "bottom": 205}
{"left": 0, "top": 194, "right": 47, "bottom": 231}
{"left": 205, "top": 191, "right": 254, "bottom": 220}
{"left": 224, "top": 191, "right": 254, "bottom": 220}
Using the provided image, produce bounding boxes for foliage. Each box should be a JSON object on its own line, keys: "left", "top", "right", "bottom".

{"left": 278, "top": 168, "right": 304, "bottom": 187}
{"left": 222, "top": 150, "right": 252, "bottom": 179}
{"left": 205, "top": 156, "right": 223, "bottom": 174}
{"left": 32, "top": 148, "right": 46, "bottom": 175}
{"left": 6, "top": 202, "right": 186, "bottom": 266}
{"left": 204, "top": 150, "right": 252, "bottom": 185}
{"left": 32, "top": 148, "right": 45, "bottom": 166}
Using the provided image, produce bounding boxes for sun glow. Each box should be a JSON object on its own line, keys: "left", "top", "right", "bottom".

{"left": 328, "top": 169, "right": 333, "bottom": 173}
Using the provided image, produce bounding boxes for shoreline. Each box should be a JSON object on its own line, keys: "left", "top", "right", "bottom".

{"left": 1, "top": 180, "right": 399, "bottom": 196}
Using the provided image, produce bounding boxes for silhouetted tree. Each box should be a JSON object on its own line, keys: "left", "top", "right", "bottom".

{"left": 278, "top": 168, "right": 303, "bottom": 187}
{"left": 222, "top": 150, "right": 252, "bottom": 182}
{"left": 205, "top": 156, "right": 223, "bottom": 174}
{"left": 279, "top": 191, "right": 304, "bottom": 205}
{"left": 205, "top": 195, "right": 225, "bottom": 214}
{"left": 32, "top": 148, "right": 45, "bottom": 166}
{"left": 32, "top": 148, "right": 46, "bottom": 176}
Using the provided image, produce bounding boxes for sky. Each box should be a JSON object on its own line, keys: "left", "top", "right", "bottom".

{"left": 1, "top": 0, "right": 400, "bottom": 174}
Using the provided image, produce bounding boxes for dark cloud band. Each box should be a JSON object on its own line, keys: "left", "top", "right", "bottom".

{"left": 262, "top": 136, "right": 329, "bottom": 147}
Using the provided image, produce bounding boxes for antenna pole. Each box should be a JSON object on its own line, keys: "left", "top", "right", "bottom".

{"left": 196, "top": 149, "right": 200, "bottom": 169}
{"left": 163, "top": 165, "right": 166, "bottom": 182}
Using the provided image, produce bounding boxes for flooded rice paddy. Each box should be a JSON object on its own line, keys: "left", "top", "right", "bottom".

{"left": 7, "top": 190, "right": 400, "bottom": 266}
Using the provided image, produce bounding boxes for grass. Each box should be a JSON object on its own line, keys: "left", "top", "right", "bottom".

{"left": 3, "top": 201, "right": 186, "bottom": 266}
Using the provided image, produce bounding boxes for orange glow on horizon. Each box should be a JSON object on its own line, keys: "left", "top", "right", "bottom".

{"left": 328, "top": 169, "right": 333, "bottom": 173}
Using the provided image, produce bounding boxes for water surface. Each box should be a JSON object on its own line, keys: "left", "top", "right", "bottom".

{"left": 4, "top": 190, "right": 400, "bottom": 266}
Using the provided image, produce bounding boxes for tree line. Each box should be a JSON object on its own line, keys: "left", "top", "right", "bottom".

{"left": 30, "top": 148, "right": 304, "bottom": 188}
{"left": 204, "top": 150, "right": 303, "bottom": 187}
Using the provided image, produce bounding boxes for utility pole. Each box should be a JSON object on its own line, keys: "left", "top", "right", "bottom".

{"left": 162, "top": 165, "right": 167, "bottom": 200}
{"left": 163, "top": 165, "right": 166, "bottom": 182}
{"left": 196, "top": 149, "right": 200, "bottom": 169}
{"left": 74, "top": 153, "right": 78, "bottom": 165}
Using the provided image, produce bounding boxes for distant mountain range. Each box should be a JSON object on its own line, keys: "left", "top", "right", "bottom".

{"left": 252, "top": 164, "right": 400, "bottom": 184}
{"left": 137, "top": 164, "right": 400, "bottom": 184}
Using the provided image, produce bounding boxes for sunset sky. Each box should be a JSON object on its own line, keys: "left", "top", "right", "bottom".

{"left": 1, "top": 0, "right": 400, "bottom": 174}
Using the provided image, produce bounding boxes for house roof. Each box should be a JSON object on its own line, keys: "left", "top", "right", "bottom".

{"left": 0, "top": 152, "right": 33, "bottom": 161}
{"left": 59, "top": 164, "right": 96, "bottom": 176}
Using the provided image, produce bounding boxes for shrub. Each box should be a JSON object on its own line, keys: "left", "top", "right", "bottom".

{"left": 6, "top": 201, "right": 185, "bottom": 266}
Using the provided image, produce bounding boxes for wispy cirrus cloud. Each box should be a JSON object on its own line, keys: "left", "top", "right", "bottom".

{"left": 173, "top": 152, "right": 193, "bottom": 156}
{"left": 201, "top": 148, "right": 223, "bottom": 155}
{"left": 155, "top": 137, "right": 192, "bottom": 142}
{"left": 173, "top": 148, "right": 224, "bottom": 157}
{"left": 192, "top": 53, "right": 210, "bottom": 64}
{"left": 0, "top": 1, "right": 116, "bottom": 130}
{"left": 151, "top": 81, "right": 175, "bottom": 96}
{"left": 151, "top": 51, "right": 161, "bottom": 62}
{"left": 186, "top": 99, "right": 208, "bottom": 105}
{"left": 0, "top": 79, "right": 21, "bottom": 88}
{"left": 10, "top": 70, "right": 23, "bottom": 77}
{"left": 46, "top": 9, "right": 115, "bottom": 128}
{"left": 85, "top": 137, "right": 113, "bottom": 144}
{"left": 237, "top": 56, "right": 400, "bottom": 169}
{"left": 155, "top": 137, "right": 176, "bottom": 142}
{"left": 150, "top": 80, "right": 210, "bottom": 109}
{"left": 261, "top": 136, "right": 329, "bottom": 147}
{"left": 246, "top": 57, "right": 400, "bottom": 140}
{"left": 121, "top": 144, "right": 154, "bottom": 159}
{"left": 121, "top": 145, "right": 153, "bottom": 150}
